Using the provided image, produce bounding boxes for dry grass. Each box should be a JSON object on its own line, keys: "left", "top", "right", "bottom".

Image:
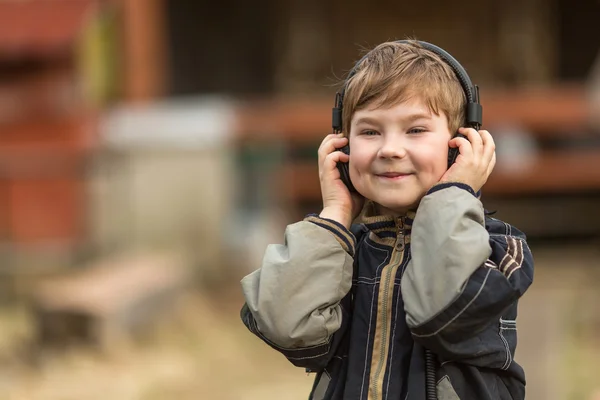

{"left": 0, "top": 243, "right": 599, "bottom": 399}
{"left": 0, "top": 288, "right": 313, "bottom": 400}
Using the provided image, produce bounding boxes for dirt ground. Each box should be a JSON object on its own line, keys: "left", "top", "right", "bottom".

{"left": 0, "top": 243, "right": 598, "bottom": 400}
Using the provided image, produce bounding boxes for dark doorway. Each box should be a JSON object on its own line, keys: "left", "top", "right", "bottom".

{"left": 165, "top": 0, "right": 277, "bottom": 95}
{"left": 558, "top": 0, "right": 600, "bottom": 80}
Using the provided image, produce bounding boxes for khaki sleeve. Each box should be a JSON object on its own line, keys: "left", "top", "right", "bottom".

{"left": 241, "top": 219, "right": 355, "bottom": 349}
{"left": 402, "top": 184, "right": 491, "bottom": 329}
{"left": 401, "top": 184, "right": 534, "bottom": 367}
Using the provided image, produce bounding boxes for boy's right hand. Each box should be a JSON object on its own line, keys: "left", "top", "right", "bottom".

{"left": 318, "top": 133, "right": 364, "bottom": 229}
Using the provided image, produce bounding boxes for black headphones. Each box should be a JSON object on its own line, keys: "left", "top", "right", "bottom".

{"left": 332, "top": 40, "right": 483, "bottom": 192}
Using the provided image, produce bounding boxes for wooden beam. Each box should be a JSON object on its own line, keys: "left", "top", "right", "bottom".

{"left": 234, "top": 85, "right": 591, "bottom": 144}
{"left": 120, "top": 0, "right": 167, "bottom": 102}
{"left": 279, "top": 148, "right": 600, "bottom": 201}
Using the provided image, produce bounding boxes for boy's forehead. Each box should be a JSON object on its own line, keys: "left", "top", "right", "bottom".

{"left": 352, "top": 98, "right": 436, "bottom": 122}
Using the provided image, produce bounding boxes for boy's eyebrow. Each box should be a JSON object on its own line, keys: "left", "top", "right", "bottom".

{"left": 353, "top": 116, "right": 381, "bottom": 126}
{"left": 354, "top": 112, "right": 432, "bottom": 126}
{"left": 403, "top": 112, "right": 433, "bottom": 122}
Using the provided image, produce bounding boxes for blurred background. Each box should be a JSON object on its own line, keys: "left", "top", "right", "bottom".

{"left": 0, "top": 0, "right": 599, "bottom": 399}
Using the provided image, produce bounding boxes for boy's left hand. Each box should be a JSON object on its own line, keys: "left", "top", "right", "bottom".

{"left": 439, "top": 127, "right": 496, "bottom": 193}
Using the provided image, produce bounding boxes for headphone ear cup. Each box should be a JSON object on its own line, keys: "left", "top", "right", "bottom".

{"left": 336, "top": 144, "right": 356, "bottom": 192}
{"left": 447, "top": 147, "right": 460, "bottom": 169}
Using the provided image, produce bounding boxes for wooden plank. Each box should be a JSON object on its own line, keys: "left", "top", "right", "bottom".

{"left": 279, "top": 148, "right": 600, "bottom": 201}
{"left": 480, "top": 85, "right": 589, "bottom": 135}
{"left": 7, "top": 178, "right": 85, "bottom": 243}
{"left": 484, "top": 149, "right": 600, "bottom": 195}
{"left": 233, "top": 85, "right": 591, "bottom": 144}
{"left": 0, "top": 0, "right": 99, "bottom": 58}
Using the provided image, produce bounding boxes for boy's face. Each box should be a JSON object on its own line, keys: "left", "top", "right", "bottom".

{"left": 348, "top": 98, "right": 452, "bottom": 215}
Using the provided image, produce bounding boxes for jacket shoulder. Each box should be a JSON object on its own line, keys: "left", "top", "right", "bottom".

{"left": 485, "top": 216, "right": 527, "bottom": 240}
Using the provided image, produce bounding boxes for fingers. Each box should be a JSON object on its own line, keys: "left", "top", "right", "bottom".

{"left": 326, "top": 149, "right": 349, "bottom": 163}
{"left": 319, "top": 150, "right": 349, "bottom": 180}
{"left": 479, "top": 130, "right": 495, "bottom": 162}
{"left": 455, "top": 128, "right": 496, "bottom": 165}
{"left": 318, "top": 133, "right": 348, "bottom": 164}
{"left": 487, "top": 151, "right": 496, "bottom": 177}
{"left": 458, "top": 127, "right": 483, "bottom": 156}
{"left": 444, "top": 128, "right": 497, "bottom": 192}
{"left": 448, "top": 135, "right": 473, "bottom": 160}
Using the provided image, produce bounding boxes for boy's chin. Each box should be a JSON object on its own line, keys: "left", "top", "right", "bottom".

{"left": 373, "top": 196, "right": 421, "bottom": 216}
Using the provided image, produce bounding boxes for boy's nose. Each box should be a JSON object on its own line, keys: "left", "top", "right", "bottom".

{"left": 378, "top": 136, "right": 407, "bottom": 159}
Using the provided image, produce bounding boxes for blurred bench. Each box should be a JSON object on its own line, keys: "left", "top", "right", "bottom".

{"left": 30, "top": 252, "right": 190, "bottom": 350}
{"left": 233, "top": 85, "right": 600, "bottom": 216}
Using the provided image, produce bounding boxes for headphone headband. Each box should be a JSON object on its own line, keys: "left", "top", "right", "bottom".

{"left": 332, "top": 40, "right": 482, "bottom": 132}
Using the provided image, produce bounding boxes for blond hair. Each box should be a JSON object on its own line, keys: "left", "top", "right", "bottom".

{"left": 341, "top": 40, "right": 466, "bottom": 135}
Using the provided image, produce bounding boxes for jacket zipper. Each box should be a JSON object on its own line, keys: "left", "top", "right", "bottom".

{"left": 369, "top": 217, "right": 406, "bottom": 400}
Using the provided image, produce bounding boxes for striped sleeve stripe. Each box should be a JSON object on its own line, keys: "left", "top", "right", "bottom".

{"left": 499, "top": 236, "right": 516, "bottom": 272}
{"left": 304, "top": 215, "right": 356, "bottom": 256}
{"left": 505, "top": 238, "right": 524, "bottom": 279}
{"left": 499, "top": 236, "right": 524, "bottom": 279}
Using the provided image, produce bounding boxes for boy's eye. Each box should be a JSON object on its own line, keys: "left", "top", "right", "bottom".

{"left": 407, "top": 127, "right": 426, "bottom": 134}
{"left": 361, "top": 130, "right": 379, "bottom": 136}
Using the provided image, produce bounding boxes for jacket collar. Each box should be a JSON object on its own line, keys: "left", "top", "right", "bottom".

{"left": 356, "top": 201, "right": 415, "bottom": 239}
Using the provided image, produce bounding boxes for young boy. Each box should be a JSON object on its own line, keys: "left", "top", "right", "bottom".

{"left": 239, "top": 40, "right": 534, "bottom": 400}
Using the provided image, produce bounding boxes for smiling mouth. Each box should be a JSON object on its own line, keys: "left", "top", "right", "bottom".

{"left": 375, "top": 172, "right": 411, "bottom": 180}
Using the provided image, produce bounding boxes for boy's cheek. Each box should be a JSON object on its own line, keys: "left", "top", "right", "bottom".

{"left": 348, "top": 154, "right": 367, "bottom": 174}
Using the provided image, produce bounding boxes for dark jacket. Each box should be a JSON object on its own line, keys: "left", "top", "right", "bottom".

{"left": 240, "top": 183, "right": 534, "bottom": 399}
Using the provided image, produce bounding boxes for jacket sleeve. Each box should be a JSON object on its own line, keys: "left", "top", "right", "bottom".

{"left": 240, "top": 215, "right": 357, "bottom": 370}
{"left": 401, "top": 183, "right": 534, "bottom": 360}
